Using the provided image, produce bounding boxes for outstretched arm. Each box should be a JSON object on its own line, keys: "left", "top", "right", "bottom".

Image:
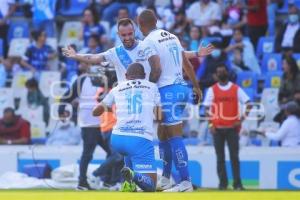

{"left": 62, "top": 45, "right": 106, "bottom": 65}
{"left": 184, "top": 43, "right": 214, "bottom": 59}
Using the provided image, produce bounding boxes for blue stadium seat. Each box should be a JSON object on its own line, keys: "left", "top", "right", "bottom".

{"left": 7, "top": 21, "right": 30, "bottom": 43}
{"left": 264, "top": 71, "right": 283, "bottom": 88}
{"left": 277, "top": 0, "right": 289, "bottom": 14}
{"left": 0, "top": 39, "right": 3, "bottom": 57}
{"left": 294, "top": 0, "right": 300, "bottom": 9}
{"left": 256, "top": 37, "right": 275, "bottom": 58}
{"left": 58, "top": 0, "right": 90, "bottom": 16}
{"left": 261, "top": 53, "right": 283, "bottom": 73}
{"left": 270, "top": 140, "right": 280, "bottom": 147}
{"left": 242, "top": 88, "right": 255, "bottom": 102}
{"left": 236, "top": 71, "right": 258, "bottom": 91}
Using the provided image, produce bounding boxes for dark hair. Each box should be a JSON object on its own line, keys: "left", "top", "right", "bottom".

{"left": 25, "top": 78, "right": 39, "bottom": 88}
{"left": 283, "top": 54, "right": 299, "bottom": 80}
{"left": 89, "top": 34, "right": 100, "bottom": 45}
{"left": 31, "top": 29, "right": 45, "bottom": 41}
{"left": 83, "top": 7, "right": 99, "bottom": 25}
{"left": 117, "top": 18, "right": 135, "bottom": 29}
{"left": 3, "top": 107, "right": 15, "bottom": 115}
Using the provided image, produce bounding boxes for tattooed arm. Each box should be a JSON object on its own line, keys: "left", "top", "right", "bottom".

{"left": 62, "top": 45, "right": 106, "bottom": 65}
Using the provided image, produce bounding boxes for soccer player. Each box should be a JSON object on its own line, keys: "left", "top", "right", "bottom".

{"left": 137, "top": 9, "right": 202, "bottom": 192}
{"left": 92, "top": 63, "right": 162, "bottom": 192}
{"left": 62, "top": 18, "right": 213, "bottom": 83}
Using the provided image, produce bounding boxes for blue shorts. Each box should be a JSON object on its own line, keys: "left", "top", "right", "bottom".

{"left": 159, "top": 84, "right": 193, "bottom": 125}
{"left": 111, "top": 134, "right": 156, "bottom": 173}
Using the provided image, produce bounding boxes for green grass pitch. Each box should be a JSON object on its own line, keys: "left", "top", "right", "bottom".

{"left": 0, "top": 190, "right": 299, "bottom": 200}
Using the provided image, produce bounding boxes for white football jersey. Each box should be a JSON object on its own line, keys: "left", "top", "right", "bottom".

{"left": 102, "top": 79, "right": 160, "bottom": 141}
{"left": 143, "top": 29, "right": 185, "bottom": 88}
{"left": 102, "top": 40, "right": 151, "bottom": 82}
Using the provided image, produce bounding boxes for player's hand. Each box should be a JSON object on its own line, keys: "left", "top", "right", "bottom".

{"left": 197, "top": 43, "right": 215, "bottom": 57}
{"left": 193, "top": 87, "right": 203, "bottom": 104}
{"left": 62, "top": 45, "right": 77, "bottom": 59}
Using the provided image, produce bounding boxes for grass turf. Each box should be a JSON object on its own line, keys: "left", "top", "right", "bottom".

{"left": 0, "top": 190, "right": 299, "bottom": 200}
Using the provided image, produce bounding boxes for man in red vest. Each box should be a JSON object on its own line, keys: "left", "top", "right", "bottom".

{"left": 203, "top": 64, "right": 251, "bottom": 190}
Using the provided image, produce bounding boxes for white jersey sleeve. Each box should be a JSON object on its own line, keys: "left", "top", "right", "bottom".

{"left": 143, "top": 29, "right": 185, "bottom": 88}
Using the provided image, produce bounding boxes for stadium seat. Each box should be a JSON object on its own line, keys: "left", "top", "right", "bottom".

{"left": 261, "top": 53, "right": 283, "bottom": 73}
{"left": 242, "top": 88, "right": 255, "bottom": 102}
{"left": 8, "top": 38, "right": 30, "bottom": 57}
{"left": 0, "top": 39, "right": 3, "bottom": 57}
{"left": 260, "top": 88, "right": 280, "bottom": 122}
{"left": 11, "top": 71, "right": 33, "bottom": 98}
{"left": 7, "top": 21, "right": 30, "bottom": 43}
{"left": 256, "top": 37, "right": 275, "bottom": 58}
{"left": 30, "top": 121, "right": 47, "bottom": 144}
{"left": 236, "top": 71, "right": 258, "bottom": 91}
{"left": 58, "top": 0, "right": 90, "bottom": 16}
{"left": 59, "top": 21, "right": 82, "bottom": 47}
{"left": 46, "top": 38, "right": 58, "bottom": 51}
{"left": 293, "top": 53, "right": 300, "bottom": 69}
{"left": 19, "top": 106, "right": 44, "bottom": 124}
{"left": 100, "top": 21, "right": 111, "bottom": 37}
{"left": 39, "top": 71, "right": 61, "bottom": 97}
{"left": 0, "top": 88, "right": 14, "bottom": 118}
{"left": 264, "top": 71, "right": 283, "bottom": 88}
{"left": 277, "top": 0, "right": 289, "bottom": 14}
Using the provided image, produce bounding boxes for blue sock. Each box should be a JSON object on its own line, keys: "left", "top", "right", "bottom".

{"left": 133, "top": 172, "right": 155, "bottom": 192}
{"left": 159, "top": 141, "right": 172, "bottom": 179}
{"left": 169, "top": 137, "right": 190, "bottom": 181}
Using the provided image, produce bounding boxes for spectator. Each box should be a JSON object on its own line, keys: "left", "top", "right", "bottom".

{"left": 0, "top": 57, "right": 22, "bottom": 87}
{"left": 102, "top": 0, "right": 141, "bottom": 26}
{"left": 186, "top": 0, "right": 222, "bottom": 27}
{"left": 203, "top": 64, "right": 251, "bottom": 190}
{"left": 0, "top": 0, "right": 16, "bottom": 58}
{"left": 21, "top": 30, "right": 56, "bottom": 77}
{"left": 60, "top": 44, "right": 79, "bottom": 84}
{"left": 188, "top": 26, "right": 201, "bottom": 51}
{"left": 170, "top": 0, "right": 186, "bottom": 13}
{"left": 25, "top": 78, "right": 50, "bottom": 125}
{"left": 263, "top": 101, "right": 300, "bottom": 147}
{"left": 225, "top": 28, "right": 261, "bottom": 74}
{"left": 31, "top": 0, "right": 57, "bottom": 36}
{"left": 169, "top": 10, "right": 189, "bottom": 40}
{"left": 278, "top": 54, "right": 300, "bottom": 105}
{"left": 46, "top": 110, "right": 81, "bottom": 145}
{"left": 223, "top": 0, "right": 246, "bottom": 30}
{"left": 80, "top": 34, "right": 103, "bottom": 54}
{"left": 59, "top": 66, "right": 112, "bottom": 190}
{"left": 0, "top": 107, "right": 30, "bottom": 145}
{"left": 80, "top": 7, "right": 106, "bottom": 48}
{"left": 275, "top": 4, "right": 300, "bottom": 53}
{"left": 244, "top": 0, "right": 268, "bottom": 48}
{"left": 196, "top": 41, "right": 235, "bottom": 90}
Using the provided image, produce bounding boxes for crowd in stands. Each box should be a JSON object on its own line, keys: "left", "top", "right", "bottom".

{"left": 0, "top": 0, "right": 300, "bottom": 147}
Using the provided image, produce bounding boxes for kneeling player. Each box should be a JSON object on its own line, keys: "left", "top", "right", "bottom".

{"left": 93, "top": 63, "right": 161, "bottom": 192}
